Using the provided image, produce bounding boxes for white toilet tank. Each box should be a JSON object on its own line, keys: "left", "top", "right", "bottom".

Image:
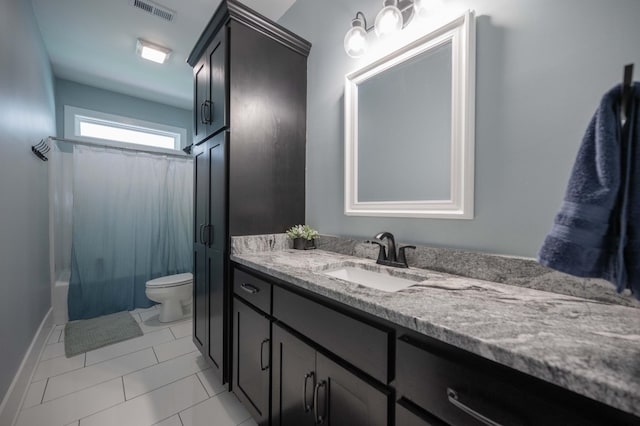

{"left": 146, "top": 272, "right": 193, "bottom": 288}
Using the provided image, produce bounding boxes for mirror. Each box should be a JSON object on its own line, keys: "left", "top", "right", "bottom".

{"left": 344, "top": 11, "right": 475, "bottom": 219}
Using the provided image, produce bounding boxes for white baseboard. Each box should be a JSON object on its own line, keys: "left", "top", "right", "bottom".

{"left": 0, "top": 308, "right": 53, "bottom": 426}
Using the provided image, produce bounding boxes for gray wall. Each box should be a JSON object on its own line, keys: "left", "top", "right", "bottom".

{"left": 0, "top": 0, "right": 55, "bottom": 400}
{"left": 55, "top": 78, "right": 192, "bottom": 149}
{"left": 279, "top": 0, "right": 640, "bottom": 257}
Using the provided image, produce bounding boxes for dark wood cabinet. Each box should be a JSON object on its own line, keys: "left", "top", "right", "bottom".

{"left": 192, "top": 132, "right": 227, "bottom": 377}
{"left": 272, "top": 323, "right": 316, "bottom": 426}
{"left": 396, "top": 400, "right": 447, "bottom": 426}
{"left": 273, "top": 286, "right": 390, "bottom": 384}
{"left": 233, "top": 298, "right": 270, "bottom": 425}
{"left": 234, "top": 263, "right": 640, "bottom": 426}
{"left": 396, "top": 334, "right": 639, "bottom": 426}
{"left": 189, "top": 0, "right": 310, "bottom": 384}
{"left": 272, "top": 324, "right": 389, "bottom": 426}
{"left": 193, "top": 30, "right": 226, "bottom": 145}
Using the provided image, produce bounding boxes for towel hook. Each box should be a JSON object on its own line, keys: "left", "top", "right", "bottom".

{"left": 31, "top": 138, "right": 49, "bottom": 161}
{"left": 621, "top": 63, "right": 634, "bottom": 126}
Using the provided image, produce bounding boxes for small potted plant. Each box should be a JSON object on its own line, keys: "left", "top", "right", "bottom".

{"left": 286, "top": 224, "right": 319, "bottom": 250}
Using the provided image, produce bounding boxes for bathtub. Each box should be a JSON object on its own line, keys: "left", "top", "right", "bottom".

{"left": 53, "top": 270, "right": 70, "bottom": 325}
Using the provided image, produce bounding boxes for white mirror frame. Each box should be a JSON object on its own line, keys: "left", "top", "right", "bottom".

{"left": 344, "top": 10, "right": 475, "bottom": 219}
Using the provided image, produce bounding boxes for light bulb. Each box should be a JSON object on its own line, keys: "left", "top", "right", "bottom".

{"left": 375, "top": 3, "right": 403, "bottom": 37}
{"left": 344, "top": 18, "right": 368, "bottom": 58}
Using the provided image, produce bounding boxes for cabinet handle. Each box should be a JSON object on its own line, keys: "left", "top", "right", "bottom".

{"left": 302, "top": 372, "right": 314, "bottom": 413}
{"left": 205, "top": 100, "right": 213, "bottom": 123}
{"left": 198, "top": 224, "right": 205, "bottom": 244}
{"left": 447, "top": 388, "right": 521, "bottom": 426}
{"left": 313, "top": 380, "right": 327, "bottom": 425}
{"left": 200, "top": 102, "right": 207, "bottom": 124}
{"left": 240, "top": 283, "right": 260, "bottom": 294}
{"left": 201, "top": 100, "right": 213, "bottom": 124}
{"left": 259, "top": 338, "right": 269, "bottom": 371}
{"left": 202, "top": 224, "right": 212, "bottom": 246}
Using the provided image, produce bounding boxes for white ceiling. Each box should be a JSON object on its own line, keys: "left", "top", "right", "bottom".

{"left": 31, "top": 0, "right": 297, "bottom": 110}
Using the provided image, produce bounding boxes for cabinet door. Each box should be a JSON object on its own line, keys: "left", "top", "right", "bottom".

{"left": 272, "top": 324, "right": 316, "bottom": 426}
{"left": 233, "top": 298, "right": 270, "bottom": 425}
{"left": 315, "top": 352, "right": 389, "bottom": 426}
{"left": 193, "top": 30, "right": 226, "bottom": 145}
{"left": 207, "top": 250, "right": 225, "bottom": 378}
{"left": 207, "top": 30, "right": 226, "bottom": 136}
{"left": 193, "top": 54, "right": 209, "bottom": 145}
{"left": 206, "top": 132, "right": 226, "bottom": 252}
{"left": 192, "top": 144, "right": 208, "bottom": 353}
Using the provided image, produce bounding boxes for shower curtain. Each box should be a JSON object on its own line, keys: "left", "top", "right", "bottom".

{"left": 68, "top": 145, "right": 193, "bottom": 320}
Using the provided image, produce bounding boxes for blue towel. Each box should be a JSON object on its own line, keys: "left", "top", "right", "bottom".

{"left": 538, "top": 82, "right": 640, "bottom": 299}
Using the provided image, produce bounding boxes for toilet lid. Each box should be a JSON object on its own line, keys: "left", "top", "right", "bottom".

{"left": 146, "top": 273, "right": 193, "bottom": 288}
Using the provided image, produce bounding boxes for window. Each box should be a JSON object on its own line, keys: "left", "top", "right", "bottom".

{"left": 64, "top": 106, "right": 187, "bottom": 152}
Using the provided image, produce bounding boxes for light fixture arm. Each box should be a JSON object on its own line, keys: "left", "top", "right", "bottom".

{"left": 353, "top": 11, "right": 375, "bottom": 32}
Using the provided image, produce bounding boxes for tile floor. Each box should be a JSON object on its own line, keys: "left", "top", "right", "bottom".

{"left": 15, "top": 306, "right": 256, "bottom": 426}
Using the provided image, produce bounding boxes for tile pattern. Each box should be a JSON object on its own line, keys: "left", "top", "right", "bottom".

{"left": 231, "top": 238, "right": 640, "bottom": 418}
{"left": 17, "top": 306, "right": 252, "bottom": 426}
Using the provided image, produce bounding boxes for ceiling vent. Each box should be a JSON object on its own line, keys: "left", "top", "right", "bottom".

{"left": 129, "top": 0, "right": 176, "bottom": 22}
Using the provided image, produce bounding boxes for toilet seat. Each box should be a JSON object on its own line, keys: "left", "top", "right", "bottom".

{"left": 146, "top": 273, "right": 193, "bottom": 288}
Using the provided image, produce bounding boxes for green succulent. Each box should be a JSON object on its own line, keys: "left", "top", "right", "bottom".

{"left": 286, "top": 224, "right": 319, "bottom": 240}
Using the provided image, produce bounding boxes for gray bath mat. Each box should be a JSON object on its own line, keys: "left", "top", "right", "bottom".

{"left": 64, "top": 311, "right": 143, "bottom": 357}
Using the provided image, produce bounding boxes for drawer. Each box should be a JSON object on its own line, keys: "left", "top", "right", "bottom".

{"left": 233, "top": 268, "right": 271, "bottom": 314}
{"left": 396, "top": 335, "right": 622, "bottom": 426}
{"left": 273, "top": 286, "right": 389, "bottom": 384}
{"left": 396, "top": 400, "right": 447, "bottom": 426}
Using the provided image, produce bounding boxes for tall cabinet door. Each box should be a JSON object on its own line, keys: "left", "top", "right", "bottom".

{"left": 233, "top": 298, "right": 270, "bottom": 425}
{"left": 206, "top": 132, "right": 227, "bottom": 252}
{"left": 272, "top": 325, "right": 316, "bottom": 426}
{"left": 192, "top": 143, "right": 209, "bottom": 353}
{"left": 205, "top": 131, "right": 227, "bottom": 379}
{"left": 315, "top": 353, "right": 388, "bottom": 426}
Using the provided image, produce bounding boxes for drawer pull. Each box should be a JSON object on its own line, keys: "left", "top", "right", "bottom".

{"left": 447, "top": 388, "right": 523, "bottom": 426}
{"left": 314, "top": 380, "right": 327, "bottom": 424}
{"left": 302, "top": 372, "right": 314, "bottom": 412}
{"left": 240, "top": 283, "right": 260, "bottom": 294}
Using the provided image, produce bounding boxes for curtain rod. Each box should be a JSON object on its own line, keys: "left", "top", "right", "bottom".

{"left": 47, "top": 136, "right": 192, "bottom": 159}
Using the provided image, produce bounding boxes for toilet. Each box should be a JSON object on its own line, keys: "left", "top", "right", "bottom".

{"left": 145, "top": 273, "right": 193, "bottom": 323}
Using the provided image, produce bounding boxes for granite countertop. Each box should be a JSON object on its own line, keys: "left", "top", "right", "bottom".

{"left": 230, "top": 247, "right": 640, "bottom": 418}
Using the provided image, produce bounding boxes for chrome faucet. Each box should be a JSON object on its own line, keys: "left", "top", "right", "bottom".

{"left": 368, "top": 231, "right": 415, "bottom": 268}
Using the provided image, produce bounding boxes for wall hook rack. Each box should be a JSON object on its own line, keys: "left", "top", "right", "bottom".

{"left": 621, "top": 63, "right": 634, "bottom": 126}
{"left": 31, "top": 138, "right": 50, "bottom": 161}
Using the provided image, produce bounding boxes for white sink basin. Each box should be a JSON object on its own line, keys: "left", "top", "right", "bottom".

{"left": 324, "top": 266, "right": 421, "bottom": 292}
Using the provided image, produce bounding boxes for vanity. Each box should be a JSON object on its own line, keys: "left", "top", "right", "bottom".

{"left": 229, "top": 234, "right": 640, "bottom": 426}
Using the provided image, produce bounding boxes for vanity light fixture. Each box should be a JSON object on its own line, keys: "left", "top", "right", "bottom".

{"left": 344, "top": 12, "right": 370, "bottom": 58}
{"left": 136, "top": 39, "right": 172, "bottom": 64}
{"left": 375, "top": 0, "right": 404, "bottom": 36}
{"left": 344, "top": 0, "right": 417, "bottom": 57}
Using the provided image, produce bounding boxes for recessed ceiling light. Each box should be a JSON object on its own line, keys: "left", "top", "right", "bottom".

{"left": 136, "top": 39, "right": 171, "bottom": 64}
